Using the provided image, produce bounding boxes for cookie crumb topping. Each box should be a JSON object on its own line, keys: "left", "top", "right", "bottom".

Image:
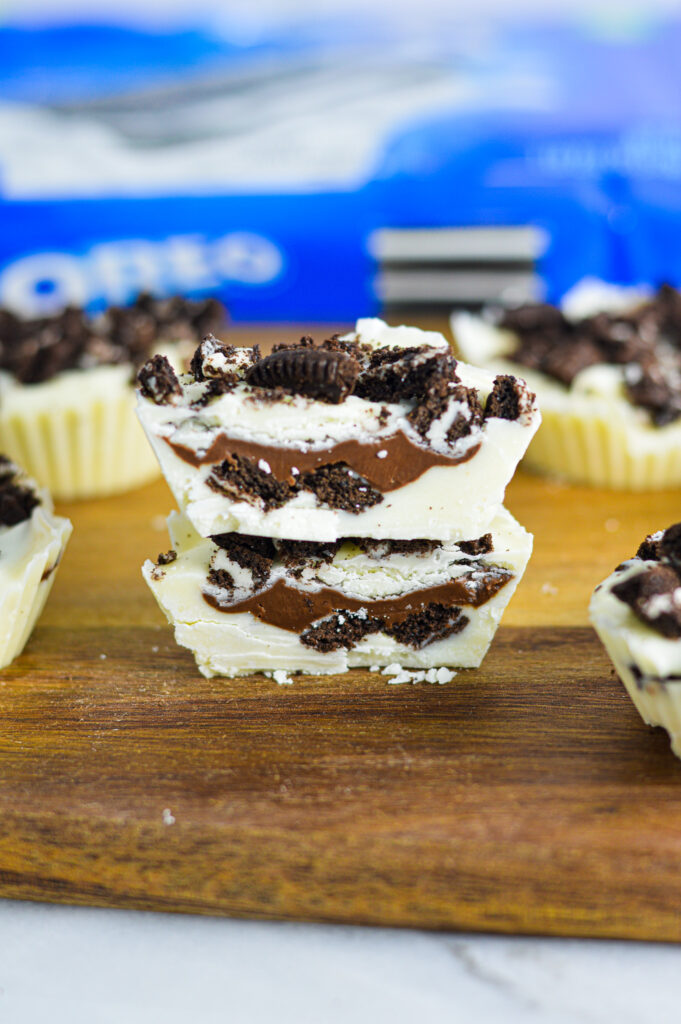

{"left": 612, "top": 522, "right": 681, "bottom": 637}
{"left": 0, "top": 457, "right": 40, "bottom": 527}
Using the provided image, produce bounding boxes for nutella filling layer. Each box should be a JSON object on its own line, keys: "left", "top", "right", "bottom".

{"left": 202, "top": 567, "right": 512, "bottom": 633}
{"left": 169, "top": 429, "right": 481, "bottom": 492}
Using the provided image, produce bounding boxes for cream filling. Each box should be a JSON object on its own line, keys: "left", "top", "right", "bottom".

{"left": 143, "top": 507, "right": 532, "bottom": 677}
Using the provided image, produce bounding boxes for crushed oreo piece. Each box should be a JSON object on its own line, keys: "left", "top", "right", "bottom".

{"left": 189, "top": 335, "right": 252, "bottom": 386}
{"left": 246, "top": 346, "right": 359, "bottom": 403}
{"left": 207, "top": 566, "right": 235, "bottom": 591}
{"left": 484, "top": 375, "right": 530, "bottom": 421}
{"left": 276, "top": 539, "right": 341, "bottom": 568}
{"left": 210, "top": 533, "right": 275, "bottom": 588}
{"left": 137, "top": 355, "right": 182, "bottom": 405}
{"left": 300, "top": 611, "right": 383, "bottom": 652}
{"left": 207, "top": 454, "right": 383, "bottom": 514}
{"left": 458, "top": 534, "right": 493, "bottom": 556}
{"left": 157, "top": 550, "right": 177, "bottom": 565}
{"left": 300, "top": 463, "right": 383, "bottom": 513}
{"left": 659, "top": 523, "right": 681, "bottom": 568}
{"left": 0, "top": 293, "right": 226, "bottom": 385}
{"left": 612, "top": 565, "right": 681, "bottom": 638}
{"left": 0, "top": 464, "right": 39, "bottom": 527}
{"left": 539, "top": 337, "right": 603, "bottom": 385}
{"left": 190, "top": 376, "right": 235, "bottom": 407}
{"left": 385, "top": 604, "right": 469, "bottom": 649}
{"left": 354, "top": 348, "right": 456, "bottom": 404}
{"left": 625, "top": 363, "right": 681, "bottom": 427}
{"left": 445, "top": 385, "right": 485, "bottom": 442}
{"left": 208, "top": 455, "right": 293, "bottom": 512}
{"left": 501, "top": 285, "right": 681, "bottom": 424}
{"left": 636, "top": 534, "right": 663, "bottom": 561}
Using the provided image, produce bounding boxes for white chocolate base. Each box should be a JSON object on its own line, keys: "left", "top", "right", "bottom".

{"left": 590, "top": 562, "right": 681, "bottom": 756}
{"left": 143, "top": 508, "right": 532, "bottom": 678}
{"left": 0, "top": 482, "right": 72, "bottom": 669}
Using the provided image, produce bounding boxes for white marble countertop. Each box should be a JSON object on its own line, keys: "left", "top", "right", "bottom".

{"left": 2, "top": 899, "right": 678, "bottom": 1023}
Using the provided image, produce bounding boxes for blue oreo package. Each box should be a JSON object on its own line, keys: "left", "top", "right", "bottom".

{"left": 0, "top": 8, "right": 680, "bottom": 320}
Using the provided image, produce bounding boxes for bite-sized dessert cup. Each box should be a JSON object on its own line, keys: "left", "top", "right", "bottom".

{"left": 590, "top": 523, "right": 681, "bottom": 757}
{"left": 136, "top": 319, "right": 540, "bottom": 542}
{"left": 0, "top": 293, "right": 225, "bottom": 500}
{"left": 0, "top": 456, "right": 72, "bottom": 669}
{"left": 144, "top": 507, "right": 532, "bottom": 678}
{"left": 452, "top": 281, "right": 681, "bottom": 490}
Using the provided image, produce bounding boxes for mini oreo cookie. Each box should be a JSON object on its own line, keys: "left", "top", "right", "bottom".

{"left": 246, "top": 347, "right": 358, "bottom": 403}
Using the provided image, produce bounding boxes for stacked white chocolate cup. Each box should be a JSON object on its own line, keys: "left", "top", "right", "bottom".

{"left": 138, "top": 319, "right": 540, "bottom": 679}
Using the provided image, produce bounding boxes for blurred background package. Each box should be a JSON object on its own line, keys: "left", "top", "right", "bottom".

{"left": 2, "top": 0, "right": 681, "bottom": 321}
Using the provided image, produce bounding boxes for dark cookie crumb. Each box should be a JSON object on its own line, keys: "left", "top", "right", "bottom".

{"left": 0, "top": 464, "right": 39, "bottom": 527}
{"left": 207, "top": 566, "right": 236, "bottom": 591}
{"left": 300, "top": 463, "right": 383, "bottom": 513}
{"left": 445, "top": 385, "right": 485, "bottom": 442}
{"left": 612, "top": 564, "right": 681, "bottom": 638}
{"left": 157, "top": 549, "right": 177, "bottom": 565}
{"left": 210, "top": 532, "right": 275, "bottom": 588}
{"left": 458, "top": 533, "right": 493, "bottom": 556}
{"left": 385, "top": 604, "right": 469, "bottom": 649}
{"left": 207, "top": 455, "right": 383, "bottom": 514}
{"left": 354, "top": 347, "right": 451, "bottom": 403}
{"left": 0, "top": 293, "right": 226, "bottom": 385}
{"left": 660, "top": 523, "right": 681, "bottom": 568}
{"left": 276, "top": 539, "right": 341, "bottom": 569}
{"left": 636, "top": 523, "right": 681, "bottom": 565}
{"left": 208, "top": 454, "right": 293, "bottom": 512}
{"left": 484, "top": 374, "right": 531, "bottom": 421}
{"left": 300, "top": 611, "right": 383, "bottom": 652}
{"left": 137, "top": 355, "right": 182, "bottom": 405}
{"left": 501, "top": 285, "right": 681, "bottom": 424}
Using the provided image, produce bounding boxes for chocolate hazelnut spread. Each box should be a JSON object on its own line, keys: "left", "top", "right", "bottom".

{"left": 169, "top": 428, "right": 481, "bottom": 493}
{"left": 202, "top": 568, "right": 512, "bottom": 633}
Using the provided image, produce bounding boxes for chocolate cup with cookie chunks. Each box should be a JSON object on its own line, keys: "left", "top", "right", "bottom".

{"left": 142, "top": 506, "right": 533, "bottom": 678}
{"left": 591, "top": 522, "right": 681, "bottom": 759}
{"left": 0, "top": 293, "right": 227, "bottom": 500}
{"left": 453, "top": 282, "right": 681, "bottom": 490}
{"left": 135, "top": 319, "right": 540, "bottom": 545}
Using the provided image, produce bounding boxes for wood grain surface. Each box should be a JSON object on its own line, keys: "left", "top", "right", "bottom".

{"left": 2, "top": 323, "right": 681, "bottom": 940}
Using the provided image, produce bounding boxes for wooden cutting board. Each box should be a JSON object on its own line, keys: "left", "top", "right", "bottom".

{"left": 2, "top": 325, "right": 681, "bottom": 941}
